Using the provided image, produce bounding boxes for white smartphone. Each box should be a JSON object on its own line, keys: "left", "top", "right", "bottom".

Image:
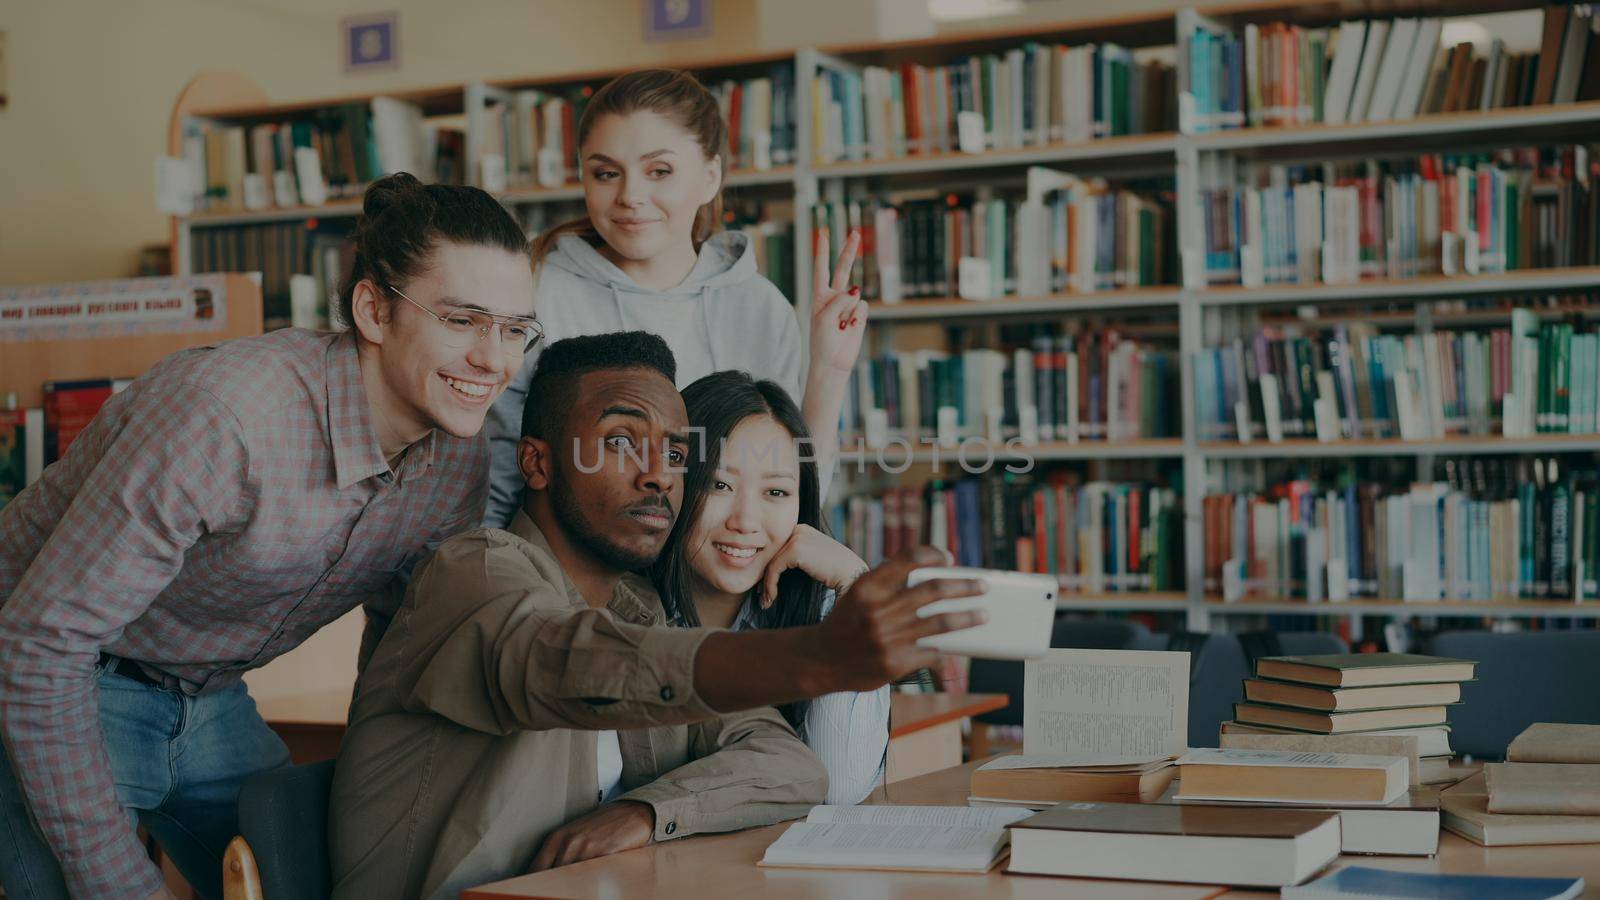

{"left": 908, "top": 566, "right": 1058, "bottom": 660}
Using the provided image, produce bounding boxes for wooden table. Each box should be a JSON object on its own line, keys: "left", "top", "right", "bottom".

{"left": 462, "top": 759, "right": 1221, "bottom": 899}
{"left": 886, "top": 692, "right": 1008, "bottom": 783}
{"left": 463, "top": 757, "right": 1600, "bottom": 899}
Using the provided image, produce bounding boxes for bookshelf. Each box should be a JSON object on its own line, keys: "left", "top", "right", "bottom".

{"left": 165, "top": 0, "right": 1600, "bottom": 631}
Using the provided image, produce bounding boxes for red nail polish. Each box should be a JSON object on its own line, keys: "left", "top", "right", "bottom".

{"left": 849, "top": 286, "right": 860, "bottom": 296}
{"left": 839, "top": 320, "right": 848, "bottom": 330}
{"left": 850, "top": 317, "right": 859, "bottom": 326}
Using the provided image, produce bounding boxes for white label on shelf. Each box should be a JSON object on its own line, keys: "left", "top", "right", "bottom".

{"left": 1222, "top": 558, "right": 1244, "bottom": 602}
{"left": 1314, "top": 396, "right": 1339, "bottom": 442}
{"left": 1019, "top": 405, "right": 1040, "bottom": 446}
{"left": 1441, "top": 231, "right": 1461, "bottom": 276}
{"left": 1240, "top": 243, "right": 1265, "bottom": 288}
{"left": 293, "top": 148, "right": 328, "bottom": 206}
{"left": 936, "top": 406, "right": 961, "bottom": 448}
{"left": 1233, "top": 400, "right": 1253, "bottom": 445}
{"left": 878, "top": 264, "right": 903, "bottom": 305}
{"left": 481, "top": 153, "right": 508, "bottom": 193}
{"left": 1464, "top": 229, "right": 1480, "bottom": 275}
{"left": 1181, "top": 249, "right": 1206, "bottom": 290}
{"left": 289, "top": 274, "right": 321, "bottom": 331}
{"left": 272, "top": 170, "right": 301, "bottom": 208}
{"left": 1502, "top": 393, "right": 1525, "bottom": 438}
{"left": 1259, "top": 373, "right": 1283, "bottom": 444}
{"left": 1327, "top": 563, "right": 1349, "bottom": 602}
{"left": 242, "top": 174, "right": 270, "bottom": 211}
{"left": 956, "top": 111, "right": 986, "bottom": 154}
{"left": 957, "top": 257, "right": 993, "bottom": 301}
{"left": 536, "top": 148, "right": 565, "bottom": 188}
{"left": 1178, "top": 91, "right": 1198, "bottom": 135}
{"left": 752, "top": 131, "right": 773, "bottom": 172}
{"left": 863, "top": 407, "right": 890, "bottom": 449}
{"left": 985, "top": 407, "right": 1004, "bottom": 444}
{"left": 154, "top": 156, "right": 196, "bottom": 215}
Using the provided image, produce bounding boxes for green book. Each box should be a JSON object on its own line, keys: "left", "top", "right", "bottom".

{"left": 1556, "top": 323, "right": 1573, "bottom": 431}
{"left": 1253, "top": 653, "right": 1478, "bottom": 688}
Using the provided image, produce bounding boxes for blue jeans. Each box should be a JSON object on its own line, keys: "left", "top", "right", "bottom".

{"left": 0, "top": 661, "right": 291, "bottom": 900}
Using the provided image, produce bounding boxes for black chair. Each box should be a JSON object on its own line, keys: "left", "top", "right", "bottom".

{"left": 967, "top": 617, "right": 1151, "bottom": 756}
{"left": 1425, "top": 630, "right": 1600, "bottom": 759}
{"left": 224, "top": 760, "right": 336, "bottom": 900}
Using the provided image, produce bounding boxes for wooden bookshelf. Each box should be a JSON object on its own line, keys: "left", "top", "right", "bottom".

{"left": 838, "top": 438, "right": 1185, "bottom": 463}
{"left": 1059, "top": 592, "right": 1189, "bottom": 611}
{"left": 164, "top": 1, "right": 1600, "bottom": 634}
{"left": 1204, "top": 597, "right": 1600, "bottom": 618}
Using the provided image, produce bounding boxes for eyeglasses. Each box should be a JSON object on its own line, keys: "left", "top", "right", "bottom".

{"left": 385, "top": 284, "right": 544, "bottom": 354}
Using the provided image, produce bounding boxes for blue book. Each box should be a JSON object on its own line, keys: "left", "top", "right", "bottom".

{"left": 1284, "top": 866, "right": 1582, "bottom": 899}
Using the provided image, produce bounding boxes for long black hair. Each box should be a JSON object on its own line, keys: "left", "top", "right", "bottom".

{"left": 651, "top": 371, "right": 828, "bottom": 733}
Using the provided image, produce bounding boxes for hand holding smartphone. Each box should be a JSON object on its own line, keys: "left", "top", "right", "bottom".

{"left": 909, "top": 567, "right": 1058, "bottom": 659}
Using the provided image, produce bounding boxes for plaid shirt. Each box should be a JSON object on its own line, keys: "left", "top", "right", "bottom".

{"left": 0, "top": 329, "right": 487, "bottom": 898}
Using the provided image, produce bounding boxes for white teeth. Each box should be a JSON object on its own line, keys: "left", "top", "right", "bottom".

{"left": 715, "top": 543, "right": 758, "bottom": 559}
{"left": 445, "top": 377, "right": 490, "bottom": 397}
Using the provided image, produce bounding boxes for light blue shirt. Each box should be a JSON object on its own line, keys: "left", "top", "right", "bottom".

{"left": 730, "top": 590, "right": 889, "bottom": 806}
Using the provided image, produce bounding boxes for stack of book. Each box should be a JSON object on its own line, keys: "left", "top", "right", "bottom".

{"left": 1186, "top": 8, "right": 1600, "bottom": 134}
{"left": 1195, "top": 311, "right": 1600, "bottom": 445}
{"left": 839, "top": 329, "right": 1179, "bottom": 448}
{"left": 810, "top": 43, "right": 1174, "bottom": 164}
{"left": 811, "top": 185, "right": 1175, "bottom": 304}
{"left": 1443, "top": 723, "right": 1600, "bottom": 846}
{"left": 1204, "top": 460, "right": 1600, "bottom": 603}
{"left": 1225, "top": 653, "right": 1476, "bottom": 779}
{"left": 967, "top": 754, "right": 1178, "bottom": 809}
{"left": 1194, "top": 146, "right": 1600, "bottom": 287}
{"left": 834, "top": 473, "right": 1183, "bottom": 590}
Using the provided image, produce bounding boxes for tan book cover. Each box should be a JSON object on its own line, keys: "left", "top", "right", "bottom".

{"left": 1156, "top": 783, "right": 1441, "bottom": 856}
{"left": 1221, "top": 720, "right": 1454, "bottom": 757}
{"left": 1485, "top": 763, "right": 1600, "bottom": 815}
{"left": 1506, "top": 723, "right": 1600, "bottom": 764}
{"left": 1221, "top": 732, "right": 1421, "bottom": 785}
{"left": 1244, "top": 678, "right": 1460, "bottom": 712}
{"left": 1442, "top": 772, "right": 1600, "bottom": 846}
{"left": 1253, "top": 653, "right": 1475, "bottom": 688}
{"left": 970, "top": 760, "right": 1177, "bottom": 805}
{"left": 1235, "top": 702, "right": 1448, "bottom": 734}
{"left": 1177, "top": 748, "right": 1407, "bottom": 805}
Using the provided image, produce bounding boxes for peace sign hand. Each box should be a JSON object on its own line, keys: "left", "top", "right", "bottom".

{"left": 811, "top": 229, "right": 868, "bottom": 374}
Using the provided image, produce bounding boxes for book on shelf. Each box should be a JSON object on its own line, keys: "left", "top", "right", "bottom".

{"left": 723, "top": 198, "right": 797, "bottom": 301}
{"left": 1442, "top": 771, "right": 1600, "bottom": 846}
{"left": 757, "top": 805, "right": 1031, "bottom": 873}
{"left": 1195, "top": 314, "right": 1600, "bottom": 445}
{"left": 1221, "top": 720, "right": 1454, "bottom": 758}
{"left": 1186, "top": 8, "right": 1600, "bottom": 134}
{"left": 812, "top": 184, "right": 1175, "bottom": 305}
{"left": 1243, "top": 677, "right": 1461, "bottom": 712}
{"left": 1235, "top": 702, "right": 1448, "bottom": 733}
{"left": 1507, "top": 723, "right": 1600, "bottom": 763}
{"left": 1192, "top": 145, "right": 1599, "bottom": 287}
{"left": 479, "top": 63, "right": 795, "bottom": 192}
{"left": 834, "top": 473, "right": 1183, "bottom": 592}
{"left": 189, "top": 220, "right": 352, "bottom": 329}
{"left": 0, "top": 407, "right": 45, "bottom": 510}
{"left": 810, "top": 42, "right": 1174, "bottom": 164}
{"left": 1176, "top": 747, "right": 1409, "bottom": 805}
{"left": 42, "top": 378, "right": 130, "bottom": 465}
{"left": 1284, "top": 866, "right": 1584, "bottom": 900}
{"left": 839, "top": 327, "right": 1179, "bottom": 449}
{"left": 183, "top": 97, "right": 461, "bottom": 213}
{"left": 1203, "top": 461, "right": 1600, "bottom": 603}
{"left": 1160, "top": 783, "right": 1441, "bottom": 856}
{"left": 967, "top": 754, "right": 1177, "bottom": 807}
{"left": 1006, "top": 800, "right": 1340, "bottom": 887}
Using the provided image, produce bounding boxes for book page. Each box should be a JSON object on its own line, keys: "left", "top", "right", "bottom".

{"left": 1023, "top": 649, "right": 1188, "bottom": 757}
{"left": 760, "top": 823, "right": 1008, "bottom": 869}
{"left": 977, "top": 752, "right": 1174, "bottom": 772}
{"left": 1180, "top": 747, "right": 1404, "bottom": 769}
{"left": 806, "top": 805, "right": 1032, "bottom": 828}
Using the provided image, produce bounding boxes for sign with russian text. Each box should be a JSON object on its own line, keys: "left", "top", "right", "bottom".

{"left": 0, "top": 274, "right": 230, "bottom": 342}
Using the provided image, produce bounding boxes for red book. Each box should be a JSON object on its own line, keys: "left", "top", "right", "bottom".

{"left": 727, "top": 83, "right": 744, "bottom": 168}
{"left": 42, "top": 379, "right": 116, "bottom": 464}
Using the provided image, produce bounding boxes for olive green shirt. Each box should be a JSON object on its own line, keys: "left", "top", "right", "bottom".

{"left": 328, "top": 511, "right": 828, "bottom": 900}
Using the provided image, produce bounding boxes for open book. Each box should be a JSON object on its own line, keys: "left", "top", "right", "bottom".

{"left": 758, "top": 805, "right": 1033, "bottom": 873}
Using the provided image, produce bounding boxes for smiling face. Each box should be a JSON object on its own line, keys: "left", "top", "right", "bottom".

{"left": 684, "top": 414, "right": 802, "bottom": 599}
{"left": 581, "top": 110, "right": 721, "bottom": 267}
{"left": 545, "top": 367, "right": 691, "bottom": 572}
{"left": 360, "top": 240, "right": 536, "bottom": 446}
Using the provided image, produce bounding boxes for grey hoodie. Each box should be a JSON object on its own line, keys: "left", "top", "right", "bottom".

{"left": 483, "top": 230, "right": 804, "bottom": 527}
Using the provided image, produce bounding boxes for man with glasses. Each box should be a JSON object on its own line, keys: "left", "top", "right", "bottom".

{"left": 0, "top": 178, "right": 543, "bottom": 900}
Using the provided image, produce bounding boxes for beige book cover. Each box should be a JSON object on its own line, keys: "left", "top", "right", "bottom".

{"left": 1485, "top": 763, "right": 1600, "bottom": 815}
{"left": 1221, "top": 733, "right": 1421, "bottom": 785}
{"left": 1442, "top": 772, "right": 1600, "bottom": 846}
{"left": 1506, "top": 723, "right": 1600, "bottom": 764}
